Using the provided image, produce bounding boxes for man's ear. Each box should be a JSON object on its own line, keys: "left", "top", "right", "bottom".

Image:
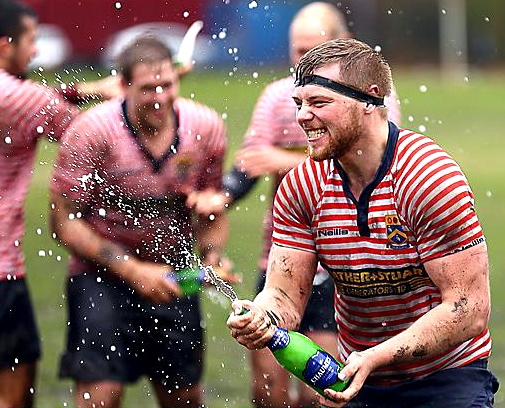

{"left": 119, "top": 75, "right": 130, "bottom": 90}
{"left": 0, "top": 36, "right": 13, "bottom": 58}
{"left": 364, "top": 85, "right": 381, "bottom": 113}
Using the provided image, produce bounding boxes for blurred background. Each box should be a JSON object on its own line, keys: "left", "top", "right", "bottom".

{"left": 20, "top": 0, "right": 505, "bottom": 407}
{"left": 25, "top": 0, "right": 503, "bottom": 73}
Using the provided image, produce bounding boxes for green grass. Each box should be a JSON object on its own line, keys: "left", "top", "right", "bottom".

{"left": 24, "top": 67, "right": 505, "bottom": 407}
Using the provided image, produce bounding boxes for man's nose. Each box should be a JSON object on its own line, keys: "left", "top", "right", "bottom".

{"left": 296, "top": 103, "right": 314, "bottom": 123}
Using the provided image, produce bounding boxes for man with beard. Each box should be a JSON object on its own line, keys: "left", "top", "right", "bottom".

{"left": 0, "top": 1, "right": 117, "bottom": 406}
{"left": 50, "top": 35, "right": 232, "bottom": 408}
{"left": 190, "top": 4, "right": 400, "bottom": 407}
{"left": 227, "top": 38, "right": 498, "bottom": 408}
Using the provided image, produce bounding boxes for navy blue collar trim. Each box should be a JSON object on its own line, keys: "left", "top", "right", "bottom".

{"left": 333, "top": 121, "right": 399, "bottom": 236}
{"left": 121, "top": 100, "right": 180, "bottom": 173}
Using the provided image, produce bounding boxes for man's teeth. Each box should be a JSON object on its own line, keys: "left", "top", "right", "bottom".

{"left": 307, "top": 129, "right": 326, "bottom": 140}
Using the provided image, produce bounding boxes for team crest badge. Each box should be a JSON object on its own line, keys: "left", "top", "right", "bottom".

{"left": 385, "top": 214, "right": 409, "bottom": 249}
{"left": 174, "top": 155, "right": 194, "bottom": 182}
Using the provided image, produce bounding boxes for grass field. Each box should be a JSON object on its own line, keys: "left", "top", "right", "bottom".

{"left": 23, "top": 66, "right": 505, "bottom": 407}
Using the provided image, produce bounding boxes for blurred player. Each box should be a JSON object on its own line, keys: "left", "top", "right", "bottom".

{"left": 0, "top": 0, "right": 119, "bottom": 406}
{"left": 50, "top": 35, "right": 232, "bottom": 408}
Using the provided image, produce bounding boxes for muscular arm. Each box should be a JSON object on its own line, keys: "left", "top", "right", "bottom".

{"left": 367, "top": 243, "right": 489, "bottom": 365}
{"left": 50, "top": 191, "right": 182, "bottom": 302}
{"left": 189, "top": 148, "right": 307, "bottom": 216}
{"left": 328, "top": 243, "right": 490, "bottom": 405}
{"left": 227, "top": 243, "right": 318, "bottom": 349}
{"left": 234, "top": 145, "right": 307, "bottom": 179}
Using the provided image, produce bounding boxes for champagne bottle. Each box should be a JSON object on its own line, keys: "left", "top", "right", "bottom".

{"left": 267, "top": 326, "right": 349, "bottom": 396}
{"left": 166, "top": 267, "right": 206, "bottom": 296}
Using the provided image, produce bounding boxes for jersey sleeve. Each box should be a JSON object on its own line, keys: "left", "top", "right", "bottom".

{"left": 396, "top": 134, "right": 484, "bottom": 262}
{"left": 50, "top": 111, "right": 108, "bottom": 205}
{"left": 242, "top": 80, "right": 289, "bottom": 149}
{"left": 189, "top": 102, "right": 227, "bottom": 191}
{"left": 5, "top": 78, "right": 79, "bottom": 144}
{"left": 272, "top": 159, "right": 327, "bottom": 253}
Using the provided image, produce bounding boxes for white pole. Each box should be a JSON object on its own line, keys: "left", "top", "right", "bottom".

{"left": 439, "top": 0, "right": 468, "bottom": 80}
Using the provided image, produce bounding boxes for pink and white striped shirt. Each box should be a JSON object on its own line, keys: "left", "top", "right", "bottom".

{"left": 272, "top": 123, "right": 490, "bottom": 383}
{"left": 242, "top": 75, "right": 401, "bottom": 270}
{"left": 0, "top": 69, "right": 78, "bottom": 280}
{"left": 51, "top": 97, "right": 227, "bottom": 275}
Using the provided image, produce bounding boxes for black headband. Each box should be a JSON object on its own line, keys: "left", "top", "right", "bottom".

{"left": 295, "top": 74, "right": 385, "bottom": 106}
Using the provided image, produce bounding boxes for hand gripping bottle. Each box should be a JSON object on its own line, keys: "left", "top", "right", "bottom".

{"left": 267, "top": 326, "right": 349, "bottom": 396}
{"left": 166, "top": 267, "right": 206, "bottom": 296}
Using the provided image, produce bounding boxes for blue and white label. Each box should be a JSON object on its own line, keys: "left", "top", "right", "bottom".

{"left": 267, "top": 327, "right": 290, "bottom": 350}
{"left": 302, "top": 350, "right": 340, "bottom": 388}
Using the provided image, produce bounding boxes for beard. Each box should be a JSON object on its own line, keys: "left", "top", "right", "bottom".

{"left": 309, "top": 104, "right": 362, "bottom": 161}
{"left": 136, "top": 105, "right": 170, "bottom": 134}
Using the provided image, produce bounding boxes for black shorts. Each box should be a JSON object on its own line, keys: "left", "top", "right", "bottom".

{"left": 0, "top": 278, "right": 41, "bottom": 368}
{"left": 344, "top": 360, "right": 499, "bottom": 408}
{"left": 59, "top": 273, "right": 203, "bottom": 388}
{"left": 255, "top": 271, "right": 336, "bottom": 333}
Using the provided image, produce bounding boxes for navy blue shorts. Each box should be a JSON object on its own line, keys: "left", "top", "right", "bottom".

{"left": 0, "top": 278, "right": 41, "bottom": 368}
{"left": 59, "top": 273, "right": 203, "bottom": 388}
{"left": 343, "top": 360, "right": 499, "bottom": 408}
{"left": 256, "top": 271, "right": 336, "bottom": 333}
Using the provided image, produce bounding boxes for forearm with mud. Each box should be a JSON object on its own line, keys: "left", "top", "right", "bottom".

{"left": 253, "top": 251, "right": 315, "bottom": 331}
{"left": 356, "top": 294, "right": 489, "bottom": 371}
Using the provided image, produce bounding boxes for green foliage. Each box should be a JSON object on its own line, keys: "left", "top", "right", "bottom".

{"left": 24, "top": 67, "right": 505, "bottom": 407}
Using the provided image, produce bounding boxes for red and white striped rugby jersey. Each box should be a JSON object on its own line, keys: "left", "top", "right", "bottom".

{"left": 0, "top": 69, "right": 78, "bottom": 280}
{"left": 272, "top": 122, "right": 491, "bottom": 383}
{"left": 242, "top": 75, "right": 401, "bottom": 271}
{"left": 51, "top": 97, "right": 227, "bottom": 275}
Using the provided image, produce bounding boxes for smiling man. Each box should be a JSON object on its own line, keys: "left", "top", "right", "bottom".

{"left": 227, "top": 38, "right": 498, "bottom": 408}
{"left": 50, "top": 35, "right": 230, "bottom": 408}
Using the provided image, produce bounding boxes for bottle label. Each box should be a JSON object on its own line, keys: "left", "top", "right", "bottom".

{"left": 302, "top": 350, "right": 340, "bottom": 388}
{"left": 266, "top": 327, "right": 290, "bottom": 350}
